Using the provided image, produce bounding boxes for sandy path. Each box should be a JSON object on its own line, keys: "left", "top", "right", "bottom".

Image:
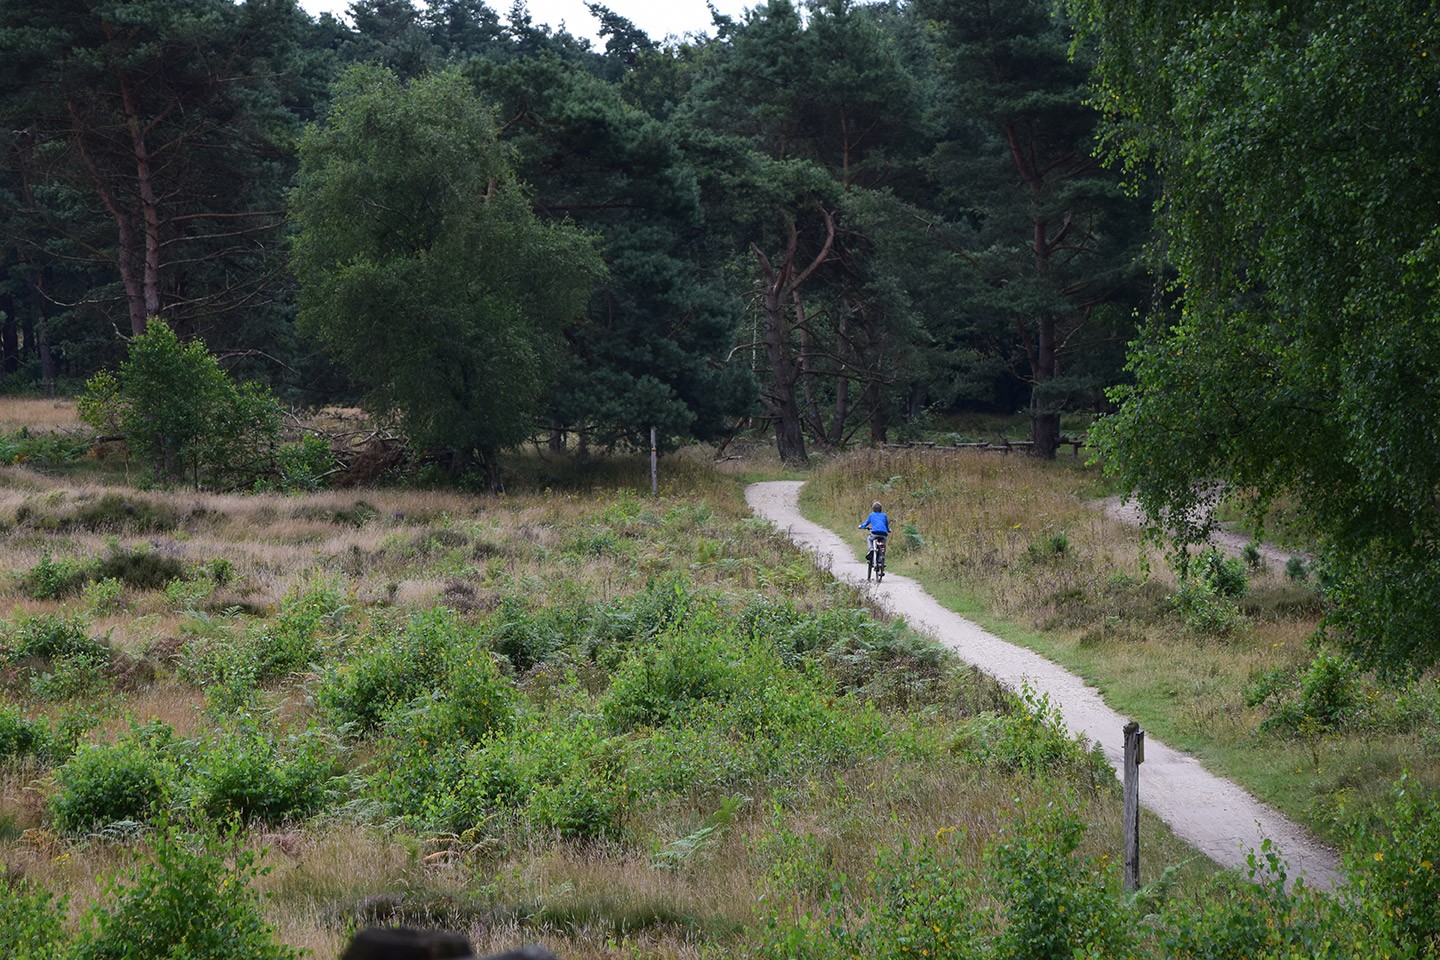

{"left": 747, "top": 481, "right": 1341, "bottom": 891}
{"left": 1097, "top": 496, "right": 1309, "bottom": 570}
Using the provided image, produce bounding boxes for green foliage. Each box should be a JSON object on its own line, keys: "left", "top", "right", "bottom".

{"left": 1026, "top": 526, "right": 1072, "bottom": 562}
{"left": 18, "top": 552, "right": 91, "bottom": 600}
{"left": 1076, "top": 0, "right": 1440, "bottom": 676}
{"left": 94, "top": 546, "right": 187, "bottom": 592}
{"left": 0, "top": 429, "right": 90, "bottom": 467}
{"left": 761, "top": 811, "right": 1131, "bottom": 960}
{"left": 291, "top": 66, "right": 604, "bottom": 480}
{"left": 601, "top": 611, "right": 752, "bottom": 731}
{"left": 0, "top": 876, "right": 66, "bottom": 959}
{"left": 1284, "top": 556, "right": 1309, "bottom": 583}
{"left": 1170, "top": 549, "right": 1249, "bottom": 636}
{"left": 0, "top": 706, "right": 57, "bottom": 765}
{"left": 182, "top": 727, "right": 338, "bottom": 824}
{"left": 315, "top": 607, "right": 468, "bottom": 730}
{"left": 50, "top": 723, "right": 173, "bottom": 833}
{"left": 952, "top": 686, "right": 1102, "bottom": 779}
{"left": 987, "top": 809, "right": 1134, "bottom": 960}
{"left": 81, "top": 577, "right": 126, "bottom": 616}
{"left": 271, "top": 434, "right": 338, "bottom": 491}
{"left": 1246, "top": 653, "right": 1361, "bottom": 735}
{"left": 78, "top": 319, "right": 283, "bottom": 489}
{"left": 1155, "top": 844, "right": 1343, "bottom": 959}
{"left": 5, "top": 613, "right": 109, "bottom": 664}
{"left": 1343, "top": 775, "right": 1440, "bottom": 950}
{"left": 70, "top": 824, "right": 301, "bottom": 960}
{"left": 29, "top": 648, "right": 111, "bottom": 702}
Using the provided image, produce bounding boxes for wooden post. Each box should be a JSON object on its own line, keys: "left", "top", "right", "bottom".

{"left": 1123, "top": 721, "right": 1144, "bottom": 893}
{"left": 649, "top": 425, "right": 658, "bottom": 496}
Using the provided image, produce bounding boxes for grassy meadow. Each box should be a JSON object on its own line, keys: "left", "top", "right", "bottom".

{"left": 804, "top": 448, "right": 1440, "bottom": 847}
{"left": 0, "top": 401, "right": 1434, "bottom": 959}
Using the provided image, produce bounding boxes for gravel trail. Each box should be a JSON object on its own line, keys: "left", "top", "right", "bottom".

{"left": 747, "top": 480, "right": 1341, "bottom": 891}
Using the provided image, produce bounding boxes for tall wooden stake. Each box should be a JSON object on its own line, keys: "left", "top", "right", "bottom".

{"left": 1123, "top": 721, "right": 1144, "bottom": 893}
{"left": 650, "top": 425, "right": 658, "bottom": 496}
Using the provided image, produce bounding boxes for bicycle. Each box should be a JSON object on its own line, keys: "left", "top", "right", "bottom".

{"left": 867, "top": 534, "right": 887, "bottom": 583}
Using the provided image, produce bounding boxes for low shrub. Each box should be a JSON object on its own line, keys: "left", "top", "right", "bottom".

{"left": 951, "top": 687, "right": 1104, "bottom": 781}
{"left": 30, "top": 648, "right": 111, "bottom": 701}
{"left": 70, "top": 823, "right": 301, "bottom": 960}
{"left": 69, "top": 493, "right": 181, "bottom": 533}
{"left": 1342, "top": 775, "right": 1440, "bottom": 949}
{"left": 18, "top": 552, "right": 91, "bottom": 600}
{"left": 183, "top": 727, "right": 338, "bottom": 824}
{"left": 81, "top": 577, "right": 127, "bottom": 615}
{"left": 315, "top": 607, "right": 464, "bottom": 730}
{"left": 0, "top": 706, "right": 56, "bottom": 765}
{"left": 50, "top": 722, "right": 174, "bottom": 833}
{"left": 0, "top": 876, "right": 66, "bottom": 958}
{"left": 1246, "top": 652, "right": 1362, "bottom": 734}
{"left": 272, "top": 434, "right": 338, "bottom": 492}
{"left": 988, "top": 808, "right": 1134, "bottom": 960}
{"left": 5, "top": 613, "right": 110, "bottom": 664}
{"left": 95, "top": 547, "right": 187, "bottom": 592}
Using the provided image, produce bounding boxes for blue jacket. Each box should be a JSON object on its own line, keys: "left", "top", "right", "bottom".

{"left": 859, "top": 511, "right": 890, "bottom": 535}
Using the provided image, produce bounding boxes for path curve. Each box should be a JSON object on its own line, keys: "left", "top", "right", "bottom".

{"left": 748, "top": 481, "right": 1341, "bottom": 891}
{"left": 1097, "top": 496, "right": 1310, "bottom": 570}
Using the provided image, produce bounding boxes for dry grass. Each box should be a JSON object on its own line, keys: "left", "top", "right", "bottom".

{"left": 805, "top": 448, "right": 1440, "bottom": 843}
{"left": 0, "top": 447, "right": 1225, "bottom": 958}
{"left": 0, "top": 397, "right": 84, "bottom": 432}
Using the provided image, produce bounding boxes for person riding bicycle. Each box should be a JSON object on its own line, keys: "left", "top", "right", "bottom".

{"left": 858, "top": 501, "right": 890, "bottom": 560}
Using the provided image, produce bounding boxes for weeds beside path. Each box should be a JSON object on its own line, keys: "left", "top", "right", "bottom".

{"left": 748, "top": 479, "right": 1342, "bottom": 891}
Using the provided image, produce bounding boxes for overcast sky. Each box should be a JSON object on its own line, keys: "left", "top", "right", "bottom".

{"left": 295, "top": 0, "right": 756, "bottom": 45}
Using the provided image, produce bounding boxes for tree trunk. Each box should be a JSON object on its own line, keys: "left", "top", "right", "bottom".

{"left": 478, "top": 447, "right": 506, "bottom": 494}
{"left": 864, "top": 378, "right": 888, "bottom": 444}
{"left": 1030, "top": 314, "right": 1059, "bottom": 460}
{"left": 752, "top": 208, "right": 836, "bottom": 467}
{"left": 548, "top": 427, "right": 565, "bottom": 453}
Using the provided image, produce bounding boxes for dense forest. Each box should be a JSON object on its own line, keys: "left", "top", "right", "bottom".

{"left": 0, "top": 0, "right": 1149, "bottom": 465}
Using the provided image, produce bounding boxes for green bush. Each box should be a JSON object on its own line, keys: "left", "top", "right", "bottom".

{"left": 255, "top": 576, "right": 347, "bottom": 682}
{"left": 487, "top": 597, "right": 585, "bottom": 671}
{"left": 70, "top": 823, "right": 301, "bottom": 960}
{"left": 1343, "top": 775, "right": 1440, "bottom": 949}
{"left": 0, "top": 876, "right": 66, "bottom": 958}
{"left": 0, "top": 706, "right": 56, "bottom": 765}
{"left": 315, "top": 607, "right": 463, "bottom": 730}
{"left": 601, "top": 614, "right": 747, "bottom": 732}
{"left": 30, "top": 649, "right": 111, "bottom": 701}
{"left": 78, "top": 318, "right": 282, "bottom": 489}
{"left": 1246, "top": 653, "right": 1362, "bottom": 734}
{"left": 272, "top": 434, "right": 338, "bottom": 491}
{"left": 94, "top": 547, "right": 187, "bottom": 592}
{"left": 5, "top": 613, "right": 109, "bottom": 664}
{"left": 183, "top": 728, "right": 337, "bottom": 824}
{"left": 951, "top": 687, "right": 1102, "bottom": 779}
{"left": 0, "top": 428, "right": 90, "bottom": 467}
{"left": 987, "top": 809, "right": 1133, "bottom": 960}
{"left": 70, "top": 494, "right": 181, "bottom": 533}
{"left": 18, "top": 552, "right": 92, "bottom": 600}
{"left": 81, "top": 577, "right": 127, "bottom": 615}
{"left": 1155, "top": 844, "right": 1344, "bottom": 959}
{"left": 50, "top": 723, "right": 173, "bottom": 833}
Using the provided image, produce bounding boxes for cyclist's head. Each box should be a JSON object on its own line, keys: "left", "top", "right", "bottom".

{"left": 872, "top": 501, "right": 882, "bottom": 512}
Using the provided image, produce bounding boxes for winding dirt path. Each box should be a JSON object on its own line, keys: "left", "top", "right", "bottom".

{"left": 747, "top": 481, "right": 1341, "bottom": 891}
